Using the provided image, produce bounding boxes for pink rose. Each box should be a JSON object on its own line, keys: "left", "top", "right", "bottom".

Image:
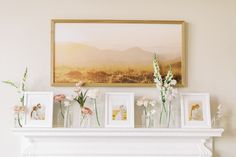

{"left": 14, "top": 105, "right": 25, "bottom": 113}
{"left": 75, "top": 81, "right": 85, "bottom": 93}
{"left": 54, "top": 94, "right": 66, "bottom": 103}
{"left": 81, "top": 107, "right": 93, "bottom": 115}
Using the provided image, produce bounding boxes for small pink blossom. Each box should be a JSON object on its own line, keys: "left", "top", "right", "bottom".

{"left": 54, "top": 94, "right": 66, "bottom": 103}
{"left": 81, "top": 107, "right": 93, "bottom": 115}
{"left": 14, "top": 105, "right": 25, "bottom": 113}
{"left": 75, "top": 81, "right": 85, "bottom": 93}
{"left": 76, "top": 81, "right": 85, "bottom": 87}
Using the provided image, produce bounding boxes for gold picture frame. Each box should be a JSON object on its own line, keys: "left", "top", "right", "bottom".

{"left": 51, "top": 19, "right": 186, "bottom": 87}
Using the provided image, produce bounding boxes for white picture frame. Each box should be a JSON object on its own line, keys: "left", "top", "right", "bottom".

{"left": 180, "top": 93, "right": 211, "bottom": 128}
{"left": 105, "top": 92, "right": 134, "bottom": 128}
{"left": 23, "top": 92, "right": 53, "bottom": 127}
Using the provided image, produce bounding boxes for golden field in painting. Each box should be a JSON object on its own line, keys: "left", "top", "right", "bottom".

{"left": 54, "top": 42, "right": 182, "bottom": 84}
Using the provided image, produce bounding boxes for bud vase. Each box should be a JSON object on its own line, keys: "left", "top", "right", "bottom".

{"left": 64, "top": 105, "right": 73, "bottom": 128}
{"left": 79, "top": 107, "right": 92, "bottom": 128}
{"left": 91, "top": 99, "right": 101, "bottom": 128}
{"left": 14, "top": 112, "right": 24, "bottom": 128}
{"left": 142, "top": 109, "right": 155, "bottom": 128}
{"left": 159, "top": 102, "right": 176, "bottom": 128}
{"left": 14, "top": 105, "right": 25, "bottom": 128}
{"left": 56, "top": 104, "right": 65, "bottom": 127}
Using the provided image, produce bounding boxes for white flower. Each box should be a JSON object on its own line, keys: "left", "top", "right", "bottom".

{"left": 154, "top": 78, "right": 160, "bottom": 84}
{"left": 149, "top": 100, "right": 156, "bottom": 107}
{"left": 136, "top": 97, "right": 147, "bottom": 106}
{"left": 143, "top": 100, "right": 149, "bottom": 107}
{"left": 63, "top": 96, "right": 74, "bottom": 106}
{"left": 66, "top": 96, "right": 74, "bottom": 101}
{"left": 167, "top": 88, "right": 178, "bottom": 102}
{"left": 172, "top": 88, "right": 178, "bottom": 97}
{"left": 136, "top": 100, "right": 144, "bottom": 106}
{"left": 136, "top": 97, "right": 156, "bottom": 108}
{"left": 75, "top": 81, "right": 85, "bottom": 93}
{"left": 76, "top": 81, "right": 85, "bottom": 87}
{"left": 164, "top": 82, "right": 169, "bottom": 88}
{"left": 170, "top": 80, "right": 177, "bottom": 86}
{"left": 64, "top": 101, "right": 71, "bottom": 107}
{"left": 150, "top": 109, "right": 156, "bottom": 115}
{"left": 216, "top": 104, "right": 223, "bottom": 119}
{"left": 87, "top": 89, "right": 100, "bottom": 99}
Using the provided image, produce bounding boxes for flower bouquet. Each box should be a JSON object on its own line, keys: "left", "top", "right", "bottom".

{"left": 153, "top": 54, "right": 178, "bottom": 127}
{"left": 74, "top": 81, "right": 93, "bottom": 128}
{"left": 136, "top": 97, "right": 156, "bottom": 128}
{"left": 87, "top": 89, "right": 101, "bottom": 127}
{"left": 2, "top": 67, "right": 28, "bottom": 127}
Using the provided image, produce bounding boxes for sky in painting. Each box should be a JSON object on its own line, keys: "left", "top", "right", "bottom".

{"left": 55, "top": 23, "right": 182, "bottom": 57}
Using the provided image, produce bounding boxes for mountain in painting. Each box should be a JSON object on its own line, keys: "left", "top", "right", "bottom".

{"left": 55, "top": 42, "right": 156, "bottom": 69}
{"left": 54, "top": 42, "right": 182, "bottom": 84}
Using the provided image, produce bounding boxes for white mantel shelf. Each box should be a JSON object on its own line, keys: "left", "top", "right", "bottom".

{"left": 13, "top": 128, "right": 224, "bottom": 157}
{"left": 13, "top": 128, "right": 224, "bottom": 137}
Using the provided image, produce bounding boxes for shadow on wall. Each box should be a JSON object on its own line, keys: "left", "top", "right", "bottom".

{"left": 211, "top": 96, "right": 235, "bottom": 157}
{"left": 211, "top": 96, "right": 234, "bottom": 135}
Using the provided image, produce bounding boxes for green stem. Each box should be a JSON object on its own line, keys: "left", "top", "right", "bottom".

{"left": 159, "top": 107, "right": 163, "bottom": 125}
{"left": 17, "top": 113, "right": 22, "bottom": 127}
{"left": 148, "top": 115, "right": 152, "bottom": 128}
{"left": 94, "top": 99, "right": 100, "bottom": 126}
{"left": 167, "top": 102, "right": 171, "bottom": 128}
{"left": 144, "top": 107, "right": 148, "bottom": 128}
{"left": 59, "top": 102, "right": 64, "bottom": 119}
{"left": 80, "top": 114, "right": 86, "bottom": 126}
{"left": 144, "top": 107, "right": 147, "bottom": 115}
{"left": 160, "top": 89, "right": 167, "bottom": 114}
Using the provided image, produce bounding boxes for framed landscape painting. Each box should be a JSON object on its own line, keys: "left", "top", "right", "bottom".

{"left": 51, "top": 20, "right": 186, "bottom": 87}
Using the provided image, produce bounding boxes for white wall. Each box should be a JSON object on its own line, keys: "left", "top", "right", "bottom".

{"left": 0, "top": 0, "right": 235, "bottom": 156}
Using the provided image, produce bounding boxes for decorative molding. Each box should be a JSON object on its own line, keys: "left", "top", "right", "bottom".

{"left": 13, "top": 128, "right": 224, "bottom": 157}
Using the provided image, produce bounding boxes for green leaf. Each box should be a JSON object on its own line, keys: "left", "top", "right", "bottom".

{"left": 22, "top": 67, "right": 28, "bottom": 82}
{"left": 2, "top": 80, "right": 18, "bottom": 89}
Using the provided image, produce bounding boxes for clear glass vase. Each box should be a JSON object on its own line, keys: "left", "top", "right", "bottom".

{"left": 91, "top": 99, "right": 101, "bottom": 128}
{"left": 14, "top": 112, "right": 24, "bottom": 128}
{"left": 56, "top": 103, "right": 65, "bottom": 127}
{"left": 64, "top": 105, "right": 73, "bottom": 128}
{"left": 14, "top": 105, "right": 25, "bottom": 128}
{"left": 79, "top": 107, "right": 92, "bottom": 128}
{"left": 158, "top": 102, "right": 176, "bottom": 128}
{"left": 79, "top": 114, "right": 91, "bottom": 128}
{"left": 142, "top": 109, "right": 155, "bottom": 128}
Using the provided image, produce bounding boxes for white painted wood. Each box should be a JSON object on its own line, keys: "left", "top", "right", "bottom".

{"left": 13, "top": 128, "right": 224, "bottom": 157}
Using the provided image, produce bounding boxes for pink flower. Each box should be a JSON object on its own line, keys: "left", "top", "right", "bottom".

{"left": 54, "top": 94, "right": 66, "bottom": 103}
{"left": 81, "top": 107, "right": 93, "bottom": 115}
{"left": 75, "top": 81, "right": 85, "bottom": 93}
{"left": 76, "top": 81, "right": 85, "bottom": 87}
{"left": 14, "top": 105, "right": 25, "bottom": 113}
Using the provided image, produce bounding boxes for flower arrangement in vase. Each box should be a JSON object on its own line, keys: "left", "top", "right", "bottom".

{"left": 212, "top": 104, "right": 224, "bottom": 128}
{"left": 54, "top": 94, "right": 67, "bottom": 127}
{"left": 87, "top": 89, "right": 101, "bottom": 127}
{"left": 153, "top": 54, "right": 178, "bottom": 128}
{"left": 136, "top": 97, "right": 156, "bottom": 128}
{"left": 2, "top": 67, "right": 28, "bottom": 127}
{"left": 74, "top": 81, "right": 93, "bottom": 128}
